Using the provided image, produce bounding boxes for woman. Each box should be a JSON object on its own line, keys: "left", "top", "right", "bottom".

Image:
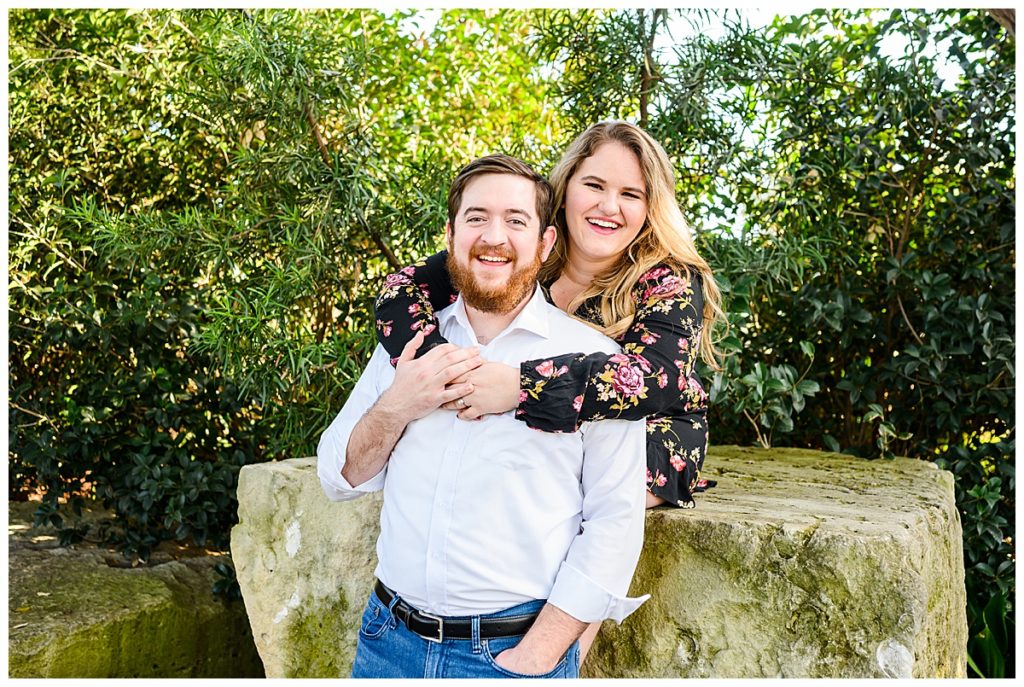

{"left": 373, "top": 121, "right": 724, "bottom": 659}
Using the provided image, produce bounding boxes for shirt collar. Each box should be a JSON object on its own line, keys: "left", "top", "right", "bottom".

{"left": 439, "top": 284, "right": 551, "bottom": 343}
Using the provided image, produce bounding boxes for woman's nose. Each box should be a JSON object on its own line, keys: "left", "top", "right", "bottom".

{"left": 598, "top": 192, "right": 620, "bottom": 216}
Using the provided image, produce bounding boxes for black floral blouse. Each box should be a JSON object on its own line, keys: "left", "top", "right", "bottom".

{"left": 373, "top": 250, "right": 713, "bottom": 508}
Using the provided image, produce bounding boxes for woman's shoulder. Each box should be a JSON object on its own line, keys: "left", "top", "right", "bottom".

{"left": 632, "top": 261, "right": 703, "bottom": 297}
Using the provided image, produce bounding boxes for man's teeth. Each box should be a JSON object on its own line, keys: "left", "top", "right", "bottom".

{"left": 589, "top": 219, "right": 619, "bottom": 229}
{"left": 478, "top": 255, "right": 510, "bottom": 263}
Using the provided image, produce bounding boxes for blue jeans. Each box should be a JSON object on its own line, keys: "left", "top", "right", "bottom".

{"left": 351, "top": 589, "right": 580, "bottom": 678}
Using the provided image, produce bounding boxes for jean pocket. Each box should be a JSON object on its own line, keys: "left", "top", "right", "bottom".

{"left": 358, "top": 595, "right": 393, "bottom": 640}
{"left": 481, "top": 636, "right": 570, "bottom": 678}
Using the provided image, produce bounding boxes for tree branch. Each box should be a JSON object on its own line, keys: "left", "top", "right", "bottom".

{"left": 303, "top": 101, "right": 400, "bottom": 270}
{"left": 987, "top": 9, "right": 1015, "bottom": 38}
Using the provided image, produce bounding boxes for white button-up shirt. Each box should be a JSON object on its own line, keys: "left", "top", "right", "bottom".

{"left": 318, "top": 285, "right": 648, "bottom": 623}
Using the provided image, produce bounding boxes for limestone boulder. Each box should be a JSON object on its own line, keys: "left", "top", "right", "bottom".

{"left": 231, "top": 457, "right": 383, "bottom": 677}
{"left": 8, "top": 507, "right": 262, "bottom": 678}
{"left": 231, "top": 446, "right": 966, "bottom": 678}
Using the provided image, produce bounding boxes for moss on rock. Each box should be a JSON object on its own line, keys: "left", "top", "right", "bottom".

{"left": 8, "top": 543, "right": 263, "bottom": 678}
{"left": 233, "top": 447, "right": 966, "bottom": 678}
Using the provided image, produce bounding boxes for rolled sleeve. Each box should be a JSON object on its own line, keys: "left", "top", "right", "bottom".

{"left": 316, "top": 345, "right": 393, "bottom": 501}
{"left": 548, "top": 417, "right": 648, "bottom": 623}
{"left": 548, "top": 560, "right": 650, "bottom": 623}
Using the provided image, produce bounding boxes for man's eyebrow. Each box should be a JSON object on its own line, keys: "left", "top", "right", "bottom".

{"left": 462, "top": 206, "right": 533, "bottom": 219}
{"left": 579, "top": 174, "right": 646, "bottom": 196}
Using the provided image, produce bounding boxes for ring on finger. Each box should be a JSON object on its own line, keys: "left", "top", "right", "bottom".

{"left": 457, "top": 398, "right": 466, "bottom": 408}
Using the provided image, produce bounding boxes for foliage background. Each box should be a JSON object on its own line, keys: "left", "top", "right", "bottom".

{"left": 8, "top": 8, "right": 1014, "bottom": 677}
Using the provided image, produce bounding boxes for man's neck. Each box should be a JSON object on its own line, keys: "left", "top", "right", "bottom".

{"left": 465, "top": 287, "right": 535, "bottom": 345}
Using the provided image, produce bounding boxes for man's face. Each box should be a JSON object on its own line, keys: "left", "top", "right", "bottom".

{"left": 446, "top": 173, "right": 555, "bottom": 314}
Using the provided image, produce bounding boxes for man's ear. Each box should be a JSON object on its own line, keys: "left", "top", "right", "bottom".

{"left": 445, "top": 222, "right": 453, "bottom": 251}
{"left": 540, "top": 225, "right": 557, "bottom": 262}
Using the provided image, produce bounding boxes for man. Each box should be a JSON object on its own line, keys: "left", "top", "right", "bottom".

{"left": 317, "top": 155, "right": 647, "bottom": 679}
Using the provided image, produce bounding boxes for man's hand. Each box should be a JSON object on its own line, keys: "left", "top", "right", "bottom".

{"left": 377, "top": 329, "right": 484, "bottom": 425}
{"left": 341, "top": 331, "right": 483, "bottom": 488}
{"left": 493, "top": 603, "right": 586, "bottom": 675}
{"left": 494, "top": 644, "right": 562, "bottom": 676}
{"left": 439, "top": 361, "right": 520, "bottom": 420}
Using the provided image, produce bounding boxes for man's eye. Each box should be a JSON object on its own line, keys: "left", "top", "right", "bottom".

{"left": 466, "top": 216, "right": 484, "bottom": 223}
{"left": 509, "top": 218, "right": 526, "bottom": 226}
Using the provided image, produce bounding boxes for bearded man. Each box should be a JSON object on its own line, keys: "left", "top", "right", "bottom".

{"left": 317, "top": 155, "right": 647, "bottom": 679}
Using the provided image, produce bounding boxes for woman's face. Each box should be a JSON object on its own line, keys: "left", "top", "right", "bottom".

{"left": 562, "top": 141, "right": 649, "bottom": 269}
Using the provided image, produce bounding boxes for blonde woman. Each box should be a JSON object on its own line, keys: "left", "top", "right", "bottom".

{"left": 373, "top": 121, "right": 724, "bottom": 655}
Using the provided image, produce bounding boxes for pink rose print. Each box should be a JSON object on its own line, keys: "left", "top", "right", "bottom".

{"left": 535, "top": 361, "right": 568, "bottom": 379}
{"left": 385, "top": 273, "right": 412, "bottom": 288}
{"left": 657, "top": 371, "right": 669, "bottom": 389}
{"left": 670, "top": 455, "right": 685, "bottom": 472}
{"left": 376, "top": 319, "right": 393, "bottom": 337}
{"left": 631, "top": 354, "right": 653, "bottom": 374}
{"left": 408, "top": 303, "right": 421, "bottom": 315}
{"left": 643, "top": 276, "right": 684, "bottom": 301}
{"left": 640, "top": 266, "right": 672, "bottom": 282}
{"left": 400, "top": 266, "right": 416, "bottom": 276}
{"left": 612, "top": 365, "right": 645, "bottom": 397}
{"left": 689, "top": 376, "right": 708, "bottom": 401}
{"left": 572, "top": 395, "right": 584, "bottom": 412}
{"left": 646, "top": 468, "right": 653, "bottom": 484}
{"left": 519, "top": 390, "right": 528, "bottom": 404}
{"left": 656, "top": 473, "right": 667, "bottom": 487}
{"left": 641, "top": 331, "right": 658, "bottom": 345}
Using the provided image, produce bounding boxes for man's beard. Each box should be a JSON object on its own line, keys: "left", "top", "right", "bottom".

{"left": 447, "top": 242, "right": 543, "bottom": 314}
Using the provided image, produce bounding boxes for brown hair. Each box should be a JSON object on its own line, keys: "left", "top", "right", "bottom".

{"left": 447, "top": 154, "right": 554, "bottom": 234}
{"left": 539, "top": 121, "right": 725, "bottom": 368}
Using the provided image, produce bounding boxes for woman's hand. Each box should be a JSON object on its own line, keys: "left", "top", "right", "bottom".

{"left": 442, "top": 361, "right": 520, "bottom": 420}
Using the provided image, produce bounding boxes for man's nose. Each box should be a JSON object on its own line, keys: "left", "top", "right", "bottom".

{"left": 480, "top": 219, "right": 508, "bottom": 244}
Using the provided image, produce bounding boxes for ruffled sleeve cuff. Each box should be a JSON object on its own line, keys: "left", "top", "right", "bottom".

{"left": 546, "top": 561, "right": 649, "bottom": 624}
{"left": 516, "top": 354, "right": 590, "bottom": 433}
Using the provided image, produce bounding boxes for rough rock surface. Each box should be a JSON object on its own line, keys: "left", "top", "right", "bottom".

{"left": 232, "top": 446, "right": 966, "bottom": 678}
{"left": 8, "top": 503, "right": 263, "bottom": 678}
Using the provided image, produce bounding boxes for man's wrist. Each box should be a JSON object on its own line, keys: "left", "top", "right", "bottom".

{"left": 508, "top": 633, "right": 569, "bottom": 672}
{"left": 375, "top": 389, "right": 415, "bottom": 427}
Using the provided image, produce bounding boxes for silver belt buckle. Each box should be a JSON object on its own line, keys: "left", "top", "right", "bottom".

{"left": 419, "top": 610, "right": 444, "bottom": 643}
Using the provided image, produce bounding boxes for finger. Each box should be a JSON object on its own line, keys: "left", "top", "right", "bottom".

{"left": 398, "top": 329, "right": 426, "bottom": 364}
{"left": 439, "top": 384, "right": 474, "bottom": 405}
{"left": 420, "top": 342, "right": 468, "bottom": 363}
{"left": 427, "top": 353, "right": 481, "bottom": 381}
{"left": 457, "top": 406, "right": 484, "bottom": 421}
{"left": 437, "top": 357, "right": 484, "bottom": 384}
{"left": 440, "top": 400, "right": 462, "bottom": 411}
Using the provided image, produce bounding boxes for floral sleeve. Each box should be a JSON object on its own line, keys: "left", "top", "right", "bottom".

{"left": 517, "top": 266, "right": 705, "bottom": 432}
{"left": 373, "top": 250, "right": 458, "bottom": 363}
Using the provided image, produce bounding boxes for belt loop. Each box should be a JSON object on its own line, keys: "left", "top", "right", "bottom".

{"left": 471, "top": 616, "right": 482, "bottom": 653}
{"left": 382, "top": 583, "right": 401, "bottom": 629}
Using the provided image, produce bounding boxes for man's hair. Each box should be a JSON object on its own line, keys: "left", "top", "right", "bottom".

{"left": 447, "top": 154, "right": 554, "bottom": 234}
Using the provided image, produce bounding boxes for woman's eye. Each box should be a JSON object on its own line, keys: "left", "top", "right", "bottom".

{"left": 584, "top": 182, "right": 602, "bottom": 190}
{"left": 624, "top": 192, "right": 641, "bottom": 200}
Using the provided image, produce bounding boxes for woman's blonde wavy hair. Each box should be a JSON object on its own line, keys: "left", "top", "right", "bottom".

{"left": 539, "top": 121, "right": 725, "bottom": 369}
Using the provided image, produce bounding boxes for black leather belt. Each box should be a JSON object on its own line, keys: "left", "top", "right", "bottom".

{"left": 373, "top": 580, "right": 538, "bottom": 643}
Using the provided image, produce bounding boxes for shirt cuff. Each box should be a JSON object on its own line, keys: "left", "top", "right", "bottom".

{"left": 547, "top": 560, "right": 649, "bottom": 624}
{"left": 316, "top": 456, "right": 386, "bottom": 501}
